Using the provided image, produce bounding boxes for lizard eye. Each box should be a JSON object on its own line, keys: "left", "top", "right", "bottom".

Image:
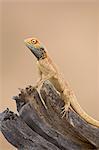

{"left": 31, "top": 39, "right": 37, "bottom": 44}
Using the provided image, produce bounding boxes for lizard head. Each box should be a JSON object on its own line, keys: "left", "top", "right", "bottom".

{"left": 24, "top": 38, "right": 47, "bottom": 60}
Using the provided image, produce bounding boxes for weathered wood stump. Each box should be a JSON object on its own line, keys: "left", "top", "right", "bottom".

{"left": 0, "top": 81, "right": 99, "bottom": 150}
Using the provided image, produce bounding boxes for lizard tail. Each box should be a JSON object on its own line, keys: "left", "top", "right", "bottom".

{"left": 70, "top": 95, "right": 99, "bottom": 128}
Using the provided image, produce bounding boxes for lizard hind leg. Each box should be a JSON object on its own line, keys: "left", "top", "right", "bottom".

{"left": 60, "top": 92, "right": 70, "bottom": 118}
{"left": 60, "top": 89, "right": 71, "bottom": 118}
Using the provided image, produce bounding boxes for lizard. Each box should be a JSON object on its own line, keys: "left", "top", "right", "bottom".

{"left": 24, "top": 37, "right": 99, "bottom": 128}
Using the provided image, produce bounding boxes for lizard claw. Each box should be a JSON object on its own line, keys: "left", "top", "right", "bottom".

{"left": 61, "top": 104, "right": 69, "bottom": 118}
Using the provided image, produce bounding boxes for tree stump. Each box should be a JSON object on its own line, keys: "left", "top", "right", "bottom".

{"left": 0, "top": 81, "right": 99, "bottom": 150}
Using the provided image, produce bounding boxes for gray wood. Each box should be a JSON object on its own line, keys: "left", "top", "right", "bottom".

{"left": 0, "top": 109, "right": 59, "bottom": 150}
{"left": 0, "top": 81, "right": 99, "bottom": 150}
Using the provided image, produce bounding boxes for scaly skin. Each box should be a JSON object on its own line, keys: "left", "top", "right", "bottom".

{"left": 24, "top": 37, "right": 99, "bottom": 128}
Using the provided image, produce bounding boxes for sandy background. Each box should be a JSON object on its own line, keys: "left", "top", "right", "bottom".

{"left": 0, "top": 0, "right": 99, "bottom": 149}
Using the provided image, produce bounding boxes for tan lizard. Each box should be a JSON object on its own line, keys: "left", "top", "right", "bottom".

{"left": 24, "top": 37, "right": 99, "bottom": 128}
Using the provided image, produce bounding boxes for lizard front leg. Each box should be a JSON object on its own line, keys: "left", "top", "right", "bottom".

{"left": 34, "top": 67, "right": 42, "bottom": 88}
{"left": 33, "top": 68, "right": 48, "bottom": 109}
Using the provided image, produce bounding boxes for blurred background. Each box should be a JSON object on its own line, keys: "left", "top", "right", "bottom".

{"left": 0, "top": 0, "right": 99, "bottom": 149}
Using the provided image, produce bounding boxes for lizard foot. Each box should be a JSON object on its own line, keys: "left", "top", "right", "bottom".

{"left": 61, "top": 103, "right": 70, "bottom": 118}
